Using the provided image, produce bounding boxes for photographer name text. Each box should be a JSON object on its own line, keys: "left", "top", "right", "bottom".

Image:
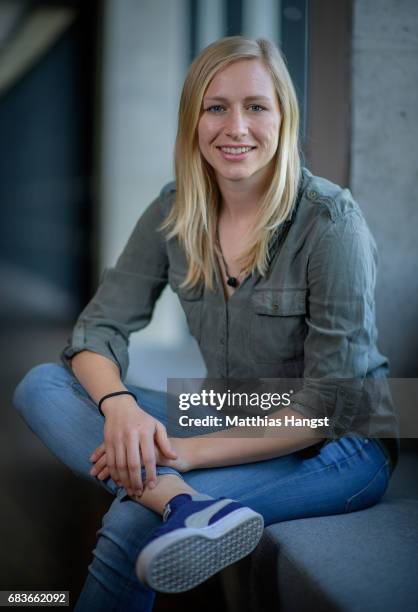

{"left": 178, "top": 414, "right": 330, "bottom": 429}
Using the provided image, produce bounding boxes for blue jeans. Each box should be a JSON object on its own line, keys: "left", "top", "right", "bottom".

{"left": 13, "top": 364, "right": 391, "bottom": 612}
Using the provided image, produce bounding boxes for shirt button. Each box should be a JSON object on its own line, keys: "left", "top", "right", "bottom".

{"left": 272, "top": 304, "right": 279, "bottom": 312}
{"left": 308, "top": 190, "right": 318, "bottom": 200}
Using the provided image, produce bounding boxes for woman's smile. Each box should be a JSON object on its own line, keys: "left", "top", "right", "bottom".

{"left": 216, "top": 145, "right": 257, "bottom": 160}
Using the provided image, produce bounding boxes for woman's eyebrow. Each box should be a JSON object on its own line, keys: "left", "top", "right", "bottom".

{"left": 203, "top": 95, "right": 272, "bottom": 103}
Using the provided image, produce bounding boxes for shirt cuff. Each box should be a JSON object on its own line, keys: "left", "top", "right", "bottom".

{"left": 60, "top": 322, "right": 129, "bottom": 380}
{"left": 289, "top": 380, "right": 364, "bottom": 439}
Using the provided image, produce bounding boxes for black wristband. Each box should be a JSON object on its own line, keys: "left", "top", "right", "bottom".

{"left": 98, "top": 391, "right": 137, "bottom": 417}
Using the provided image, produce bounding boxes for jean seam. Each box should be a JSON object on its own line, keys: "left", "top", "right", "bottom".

{"left": 343, "top": 460, "right": 389, "bottom": 513}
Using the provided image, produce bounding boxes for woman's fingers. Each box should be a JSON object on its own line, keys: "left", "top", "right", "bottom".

{"left": 105, "top": 443, "right": 119, "bottom": 486}
{"left": 140, "top": 433, "right": 157, "bottom": 488}
{"left": 98, "top": 467, "right": 110, "bottom": 480}
{"left": 90, "top": 452, "right": 120, "bottom": 484}
{"left": 155, "top": 422, "right": 177, "bottom": 459}
{"left": 90, "top": 453, "right": 107, "bottom": 477}
{"left": 93, "top": 433, "right": 170, "bottom": 492}
{"left": 115, "top": 440, "right": 131, "bottom": 492}
{"left": 90, "top": 446, "right": 138, "bottom": 489}
{"left": 126, "top": 432, "right": 143, "bottom": 495}
{"left": 90, "top": 442, "right": 106, "bottom": 462}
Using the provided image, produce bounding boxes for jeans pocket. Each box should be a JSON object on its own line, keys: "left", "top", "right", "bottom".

{"left": 344, "top": 460, "right": 390, "bottom": 513}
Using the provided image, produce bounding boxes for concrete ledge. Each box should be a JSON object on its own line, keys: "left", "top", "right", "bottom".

{"left": 222, "top": 496, "right": 418, "bottom": 612}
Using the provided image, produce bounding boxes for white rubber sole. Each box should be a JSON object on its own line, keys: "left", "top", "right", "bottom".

{"left": 135, "top": 507, "right": 264, "bottom": 593}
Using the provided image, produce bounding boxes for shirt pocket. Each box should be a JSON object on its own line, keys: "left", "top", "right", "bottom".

{"left": 250, "top": 288, "right": 308, "bottom": 364}
{"left": 169, "top": 270, "right": 203, "bottom": 343}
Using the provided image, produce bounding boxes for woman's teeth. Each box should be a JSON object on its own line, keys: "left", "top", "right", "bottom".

{"left": 220, "top": 146, "right": 253, "bottom": 155}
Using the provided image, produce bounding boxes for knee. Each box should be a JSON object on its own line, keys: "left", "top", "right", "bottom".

{"left": 13, "top": 363, "right": 71, "bottom": 416}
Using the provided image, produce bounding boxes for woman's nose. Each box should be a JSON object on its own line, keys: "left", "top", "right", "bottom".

{"left": 224, "top": 109, "right": 248, "bottom": 138}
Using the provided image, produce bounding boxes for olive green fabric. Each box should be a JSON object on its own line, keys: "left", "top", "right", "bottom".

{"left": 61, "top": 168, "right": 399, "bottom": 466}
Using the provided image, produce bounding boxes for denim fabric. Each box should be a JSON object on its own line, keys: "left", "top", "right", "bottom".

{"left": 14, "top": 363, "right": 391, "bottom": 612}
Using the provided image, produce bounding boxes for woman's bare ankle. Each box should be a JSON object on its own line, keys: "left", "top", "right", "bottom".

{"left": 131, "top": 474, "right": 197, "bottom": 515}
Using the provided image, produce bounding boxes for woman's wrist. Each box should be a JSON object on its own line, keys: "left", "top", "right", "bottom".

{"left": 170, "top": 437, "right": 201, "bottom": 472}
{"left": 100, "top": 393, "right": 138, "bottom": 417}
{"left": 183, "top": 436, "right": 204, "bottom": 470}
{"left": 98, "top": 390, "right": 137, "bottom": 416}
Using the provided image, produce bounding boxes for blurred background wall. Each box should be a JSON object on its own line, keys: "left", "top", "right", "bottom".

{"left": 1, "top": 0, "right": 417, "bottom": 609}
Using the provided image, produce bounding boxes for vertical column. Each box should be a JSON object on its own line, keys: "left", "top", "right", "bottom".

{"left": 196, "top": 0, "right": 225, "bottom": 55}
{"left": 242, "top": 0, "right": 281, "bottom": 44}
{"left": 99, "top": 0, "right": 189, "bottom": 348}
{"left": 280, "top": 0, "right": 308, "bottom": 140}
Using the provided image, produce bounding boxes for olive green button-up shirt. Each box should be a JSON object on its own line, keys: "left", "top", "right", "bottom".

{"left": 61, "top": 168, "right": 399, "bottom": 469}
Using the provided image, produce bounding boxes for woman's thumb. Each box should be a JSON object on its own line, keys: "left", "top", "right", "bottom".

{"left": 155, "top": 424, "right": 177, "bottom": 458}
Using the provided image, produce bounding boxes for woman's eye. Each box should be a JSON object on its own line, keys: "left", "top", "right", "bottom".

{"left": 249, "top": 104, "right": 265, "bottom": 112}
{"left": 206, "top": 105, "right": 225, "bottom": 113}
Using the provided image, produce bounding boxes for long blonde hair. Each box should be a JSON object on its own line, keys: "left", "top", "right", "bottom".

{"left": 161, "top": 36, "right": 301, "bottom": 290}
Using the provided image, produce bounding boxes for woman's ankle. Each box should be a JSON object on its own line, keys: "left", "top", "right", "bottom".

{"left": 131, "top": 474, "right": 197, "bottom": 515}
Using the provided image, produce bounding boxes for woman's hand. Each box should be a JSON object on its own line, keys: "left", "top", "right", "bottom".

{"left": 153, "top": 437, "right": 192, "bottom": 473}
{"left": 94, "top": 394, "right": 177, "bottom": 496}
{"left": 90, "top": 436, "right": 193, "bottom": 493}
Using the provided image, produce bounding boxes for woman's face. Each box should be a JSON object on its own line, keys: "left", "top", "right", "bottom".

{"left": 198, "top": 59, "right": 281, "bottom": 189}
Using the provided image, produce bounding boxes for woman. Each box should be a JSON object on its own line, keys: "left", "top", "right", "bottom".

{"left": 14, "top": 37, "right": 398, "bottom": 611}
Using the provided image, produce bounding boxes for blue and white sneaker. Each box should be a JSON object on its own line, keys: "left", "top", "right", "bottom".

{"left": 135, "top": 493, "right": 264, "bottom": 593}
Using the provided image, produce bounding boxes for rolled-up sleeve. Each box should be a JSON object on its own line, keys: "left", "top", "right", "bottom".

{"left": 290, "top": 210, "right": 378, "bottom": 433}
{"left": 61, "top": 193, "right": 170, "bottom": 380}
